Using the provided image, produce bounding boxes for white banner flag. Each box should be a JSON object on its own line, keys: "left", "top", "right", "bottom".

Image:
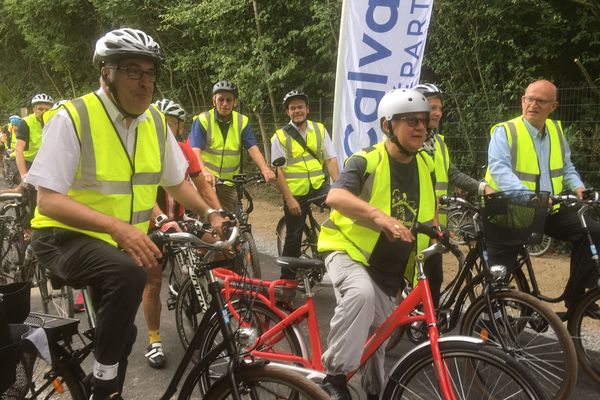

{"left": 332, "top": 0, "right": 434, "bottom": 163}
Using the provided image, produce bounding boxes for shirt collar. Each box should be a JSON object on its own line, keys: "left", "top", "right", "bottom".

{"left": 523, "top": 117, "right": 546, "bottom": 139}
{"left": 290, "top": 120, "right": 310, "bottom": 134}
{"left": 96, "top": 87, "right": 149, "bottom": 125}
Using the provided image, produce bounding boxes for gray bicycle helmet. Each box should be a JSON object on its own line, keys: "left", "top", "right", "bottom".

{"left": 412, "top": 83, "right": 442, "bottom": 98}
{"left": 93, "top": 28, "right": 164, "bottom": 67}
{"left": 212, "top": 80, "right": 238, "bottom": 97}
{"left": 282, "top": 90, "right": 309, "bottom": 108}
{"left": 154, "top": 98, "right": 186, "bottom": 120}
{"left": 31, "top": 93, "right": 54, "bottom": 106}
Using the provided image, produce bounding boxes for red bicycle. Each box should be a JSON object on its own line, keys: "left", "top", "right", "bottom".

{"left": 194, "top": 224, "right": 547, "bottom": 399}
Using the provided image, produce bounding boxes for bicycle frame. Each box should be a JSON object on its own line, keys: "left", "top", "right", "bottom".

{"left": 216, "top": 244, "right": 458, "bottom": 399}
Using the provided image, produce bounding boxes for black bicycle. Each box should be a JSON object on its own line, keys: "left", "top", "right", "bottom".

{"left": 275, "top": 194, "right": 328, "bottom": 260}
{"left": 507, "top": 191, "right": 600, "bottom": 385}
{"left": 3, "top": 225, "right": 329, "bottom": 400}
{"left": 387, "top": 194, "right": 577, "bottom": 400}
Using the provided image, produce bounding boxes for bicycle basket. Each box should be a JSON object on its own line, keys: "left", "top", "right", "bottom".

{"left": 481, "top": 190, "right": 549, "bottom": 246}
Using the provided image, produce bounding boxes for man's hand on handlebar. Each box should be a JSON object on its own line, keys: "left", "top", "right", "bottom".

{"left": 208, "top": 212, "right": 227, "bottom": 239}
{"left": 260, "top": 168, "right": 276, "bottom": 183}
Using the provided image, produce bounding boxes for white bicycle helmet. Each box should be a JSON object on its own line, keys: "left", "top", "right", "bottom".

{"left": 282, "top": 90, "right": 309, "bottom": 108}
{"left": 412, "top": 83, "right": 442, "bottom": 98}
{"left": 31, "top": 93, "right": 54, "bottom": 106}
{"left": 93, "top": 28, "right": 164, "bottom": 66}
{"left": 154, "top": 98, "right": 186, "bottom": 120}
{"left": 212, "top": 80, "right": 238, "bottom": 97}
{"left": 377, "top": 89, "right": 429, "bottom": 122}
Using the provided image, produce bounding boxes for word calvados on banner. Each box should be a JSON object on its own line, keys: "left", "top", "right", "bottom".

{"left": 332, "top": 0, "right": 434, "bottom": 164}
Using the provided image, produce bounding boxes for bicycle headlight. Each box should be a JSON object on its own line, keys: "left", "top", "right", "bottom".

{"left": 236, "top": 327, "right": 258, "bottom": 347}
{"left": 489, "top": 265, "right": 507, "bottom": 281}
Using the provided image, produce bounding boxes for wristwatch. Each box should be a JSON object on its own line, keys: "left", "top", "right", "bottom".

{"left": 205, "top": 208, "right": 221, "bottom": 220}
{"left": 154, "top": 214, "right": 168, "bottom": 228}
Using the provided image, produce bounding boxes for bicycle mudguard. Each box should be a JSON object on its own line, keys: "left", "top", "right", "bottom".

{"left": 387, "top": 335, "right": 484, "bottom": 373}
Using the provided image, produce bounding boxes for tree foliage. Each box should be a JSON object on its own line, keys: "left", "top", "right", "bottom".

{"left": 0, "top": 0, "right": 597, "bottom": 178}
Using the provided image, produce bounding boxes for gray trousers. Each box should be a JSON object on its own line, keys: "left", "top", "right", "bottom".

{"left": 321, "top": 252, "right": 396, "bottom": 395}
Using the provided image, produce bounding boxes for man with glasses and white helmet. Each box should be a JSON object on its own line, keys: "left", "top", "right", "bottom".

{"left": 142, "top": 98, "right": 222, "bottom": 369}
{"left": 189, "top": 80, "right": 275, "bottom": 212}
{"left": 317, "top": 88, "right": 438, "bottom": 400}
{"left": 25, "top": 28, "right": 225, "bottom": 400}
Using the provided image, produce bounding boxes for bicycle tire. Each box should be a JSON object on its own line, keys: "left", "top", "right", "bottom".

{"left": 0, "top": 218, "right": 25, "bottom": 284}
{"left": 527, "top": 235, "right": 552, "bottom": 257}
{"left": 199, "top": 365, "right": 329, "bottom": 400}
{"left": 6, "top": 342, "right": 87, "bottom": 400}
{"left": 276, "top": 218, "right": 316, "bottom": 259}
{"left": 196, "top": 301, "right": 303, "bottom": 393}
{"left": 460, "top": 289, "right": 577, "bottom": 400}
{"left": 567, "top": 287, "right": 600, "bottom": 385}
{"left": 175, "top": 277, "right": 211, "bottom": 349}
{"left": 446, "top": 208, "right": 476, "bottom": 246}
{"left": 235, "top": 231, "right": 261, "bottom": 279}
{"left": 382, "top": 339, "right": 547, "bottom": 399}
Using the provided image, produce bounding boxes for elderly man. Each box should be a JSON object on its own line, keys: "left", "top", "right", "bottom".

{"left": 486, "top": 79, "right": 600, "bottom": 312}
{"left": 26, "top": 28, "right": 225, "bottom": 400}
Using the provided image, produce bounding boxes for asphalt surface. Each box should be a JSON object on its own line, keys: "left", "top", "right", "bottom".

{"left": 26, "top": 251, "right": 599, "bottom": 399}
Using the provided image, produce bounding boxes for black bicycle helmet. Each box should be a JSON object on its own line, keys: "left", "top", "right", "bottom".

{"left": 282, "top": 90, "right": 309, "bottom": 108}
{"left": 212, "top": 80, "right": 238, "bottom": 97}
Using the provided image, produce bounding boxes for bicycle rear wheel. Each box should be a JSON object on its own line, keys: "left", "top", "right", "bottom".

{"left": 35, "top": 261, "right": 74, "bottom": 318}
{"left": 200, "top": 365, "right": 328, "bottom": 400}
{"left": 276, "top": 218, "right": 316, "bottom": 259}
{"left": 383, "top": 339, "right": 546, "bottom": 399}
{"left": 196, "top": 301, "right": 303, "bottom": 393}
{"left": 526, "top": 235, "right": 552, "bottom": 257}
{"left": 461, "top": 289, "right": 577, "bottom": 400}
{"left": 568, "top": 287, "right": 600, "bottom": 385}
{"left": 0, "top": 217, "right": 25, "bottom": 284}
{"left": 5, "top": 341, "right": 87, "bottom": 400}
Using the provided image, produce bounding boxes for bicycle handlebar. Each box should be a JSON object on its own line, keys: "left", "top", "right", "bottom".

{"left": 150, "top": 222, "right": 239, "bottom": 250}
{"left": 439, "top": 194, "right": 478, "bottom": 212}
{"left": 217, "top": 172, "right": 265, "bottom": 186}
{"left": 412, "top": 222, "right": 464, "bottom": 260}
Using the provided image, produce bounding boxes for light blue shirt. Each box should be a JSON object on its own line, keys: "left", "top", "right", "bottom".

{"left": 488, "top": 117, "right": 583, "bottom": 194}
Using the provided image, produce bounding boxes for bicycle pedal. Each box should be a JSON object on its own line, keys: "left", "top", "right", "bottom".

{"left": 167, "top": 297, "right": 177, "bottom": 311}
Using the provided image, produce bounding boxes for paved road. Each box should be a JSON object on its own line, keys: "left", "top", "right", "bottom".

{"left": 27, "top": 251, "right": 599, "bottom": 399}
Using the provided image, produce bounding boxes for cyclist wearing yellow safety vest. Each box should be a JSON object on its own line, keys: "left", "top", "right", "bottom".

{"left": 316, "top": 89, "right": 438, "bottom": 400}
{"left": 1, "top": 115, "right": 20, "bottom": 186}
{"left": 16, "top": 93, "right": 53, "bottom": 228}
{"left": 486, "top": 79, "right": 600, "bottom": 312}
{"left": 413, "top": 83, "right": 494, "bottom": 308}
{"left": 189, "top": 80, "right": 275, "bottom": 212}
{"left": 271, "top": 90, "right": 339, "bottom": 279}
{"left": 25, "top": 28, "right": 226, "bottom": 400}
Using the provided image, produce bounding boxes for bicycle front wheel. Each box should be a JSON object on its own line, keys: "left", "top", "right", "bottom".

{"left": 568, "top": 287, "right": 600, "bottom": 385}
{"left": 382, "top": 339, "right": 546, "bottom": 399}
{"left": 234, "top": 231, "right": 261, "bottom": 279}
{"left": 175, "top": 277, "right": 209, "bottom": 349}
{"left": 461, "top": 289, "right": 577, "bottom": 400}
{"left": 276, "top": 217, "right": 317, "bottom": 259}
{"left": 199, "top": 365, "right": 329, "bottom": 400}
{"left": 196, "top": 300, "right": 303, "bottom": 393}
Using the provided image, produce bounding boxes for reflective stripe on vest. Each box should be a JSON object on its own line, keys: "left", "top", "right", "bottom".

{"left": 31, "top": 93, "right": 166, "bottom": 246}
{"left": 273, "top": 120, "right": 325, "bottom": 196}
{"left": 198, "top": 109, "right": 247, "bottom": 183}
{"left": 433, "top": 134, "right": 450, "bottom": 225}
{"left": 317, "top": 142, "right": 436, "bottom": 285}
{"left": 22, "top": 114, "right": 43, "bottom": 162}
{"left": 484, "top": 117, "right": 565, "bottom": 196}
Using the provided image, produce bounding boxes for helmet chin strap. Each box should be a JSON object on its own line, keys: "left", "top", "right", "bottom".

{"left": 386, "top": 120, "right": 417, "bottom": 157}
